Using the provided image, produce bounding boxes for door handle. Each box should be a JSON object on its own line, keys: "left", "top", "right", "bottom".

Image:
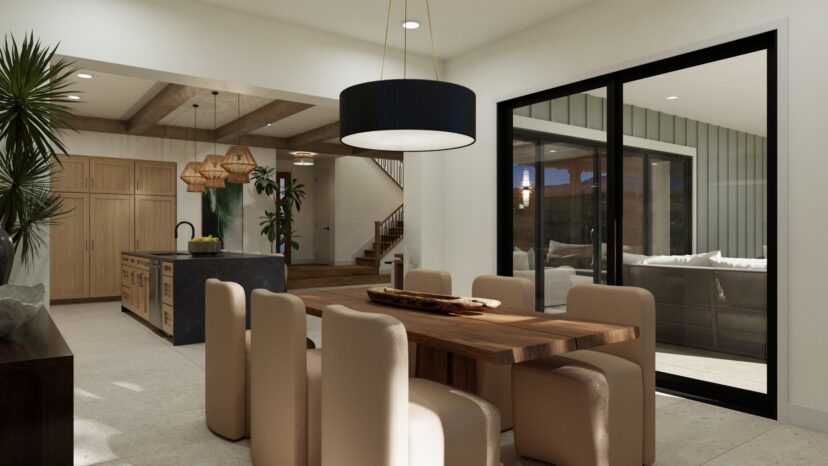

{"left": 323, "top": 226, "right": 330, "bottom": 231}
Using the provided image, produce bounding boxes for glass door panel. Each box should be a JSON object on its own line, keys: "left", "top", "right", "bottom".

{"left": 512, "top": 87, "right": 607, "bottom": 311}
{"left": 622, "top": 51, "right": 769, "bottom": 396}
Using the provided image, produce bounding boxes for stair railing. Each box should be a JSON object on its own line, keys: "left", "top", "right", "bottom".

{"left": 374, "top": 204, "right": 404, "bottom": 266}
{"left": 372, "top": 157, "right": 404, "bottom": 189}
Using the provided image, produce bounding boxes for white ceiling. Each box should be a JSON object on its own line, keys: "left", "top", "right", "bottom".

{"left": 251, "top": 106, "right": 340, "bottom": 138}
{"left": 589, "top": 50, "right": 767, "bottom": 136}
{"left": 65, "top": 70, "right": 165, "bottom": 120}
{"left": 195, "top": 0, "right": 596, "bottom": 59}
{"left": 63, "top": 69, "right": 342, "bottom": 147}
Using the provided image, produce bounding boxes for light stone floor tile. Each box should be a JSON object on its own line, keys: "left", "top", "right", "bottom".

{"left": 654, "top": 398, "right": 777, "bottom": 465}
{"left": 704, "top": 424, "right": 828, "bottom": 465}
{"left": 50, "top": 300, "right": 828, "bottom": 465}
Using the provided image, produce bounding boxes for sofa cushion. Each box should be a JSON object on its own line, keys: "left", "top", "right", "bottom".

{"left": 642, "top": 250, "right": 720, "bottom": 267}
{"left": 513, "top": 250, "right": 530, "bottom": 271}
{"left": 710, "top": 256, "right": 767, "bottom": 270}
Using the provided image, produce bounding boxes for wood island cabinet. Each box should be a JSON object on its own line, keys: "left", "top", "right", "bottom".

{"left": 50, "top": 154, "right": 177, "bottom": 302}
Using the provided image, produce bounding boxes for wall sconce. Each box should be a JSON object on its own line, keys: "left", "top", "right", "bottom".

{"left": 520, "top": 168, "right": 532, "bottom": 208}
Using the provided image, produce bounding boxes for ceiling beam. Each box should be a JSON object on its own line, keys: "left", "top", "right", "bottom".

{"left": 286, "top": 121, "right": 340, "bottom": 148}
{"left": 215, "top": 99, "right": 314, "bottom": 143}
{"left": 125, "top": 84, "right": 202, "bottom": 135}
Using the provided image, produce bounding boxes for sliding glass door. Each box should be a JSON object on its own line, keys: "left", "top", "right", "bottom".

{"left": 497, "top": 32, "right": 776, "bottom": 417}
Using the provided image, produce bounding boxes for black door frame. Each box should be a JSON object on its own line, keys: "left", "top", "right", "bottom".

{"left": 496, "top": 31, "right": 777, "bottom": 418}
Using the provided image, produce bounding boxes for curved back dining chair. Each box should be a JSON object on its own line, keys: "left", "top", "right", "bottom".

{"left": 404, "top": 269, "right": 453, "bottom": 377}
{"left": 471, "top": 275, "right": 534, "bottom": 430}
{"left": 205, "top": 278, "right": 249, "bottom": 440}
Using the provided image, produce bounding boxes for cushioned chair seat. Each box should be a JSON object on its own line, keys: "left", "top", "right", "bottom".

{"left": 245, "top": 330, "right": 251, "bottom": 436}
{"left": 408, "top": 402, "right": 445, "bottom": 466}
{"left": 513, "top": 350, "right": 643, "bottom": 466}
{"left": 410, "top": 378, "right": 501, "bottom": 466}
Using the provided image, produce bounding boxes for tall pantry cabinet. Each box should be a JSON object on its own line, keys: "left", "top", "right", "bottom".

{"left": 50, "top": 155, "right": 177, "bottom": 301}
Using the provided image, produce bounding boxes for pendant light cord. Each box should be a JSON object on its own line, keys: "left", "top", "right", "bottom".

{"left": 403, "top": 0, "right": 407, "bottom": 78}
{"left": 193, "top": 104, "right": 198, "bottom": 161}
{"left": 379, "top": 0, "right": 439, "bottom": 81}
{"left": 425, "top": 0, "right": 438, "bottom": 80}
{"left": 236, "top": 93, "right": 241, "bottom": 144}
{"left": 213, "top": 91, "right": 218, "bottom": 155}
{"left": 380, "top": 0, "right": 392, "bottom": 79}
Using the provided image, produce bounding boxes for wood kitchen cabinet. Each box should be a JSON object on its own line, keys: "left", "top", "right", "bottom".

{"left": 135, "top": 195, "right": 176, "bottom": 251}
{"left": 50, "top": 156, "right": 177, "bottom": 302}
{"left": 90, "top": 157, "right": 134, "bottom": 194}
{"left": 49, "top": 193, "right": 89, "bottom": 300}
{"left": 51, "top": 155, "right": 89, "bottom": 193}
{"left": 135, "top": 160, "right": 177, "bottom": 196}
{"left": 90, "top": 194, "right": 134, "bottom": 297}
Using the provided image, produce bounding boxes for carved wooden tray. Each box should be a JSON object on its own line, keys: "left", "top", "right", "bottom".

{"left": 366, "top": 287, "right": 501, "bottom": 315}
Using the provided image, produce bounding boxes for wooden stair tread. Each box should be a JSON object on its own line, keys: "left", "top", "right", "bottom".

{"left": 287, "top": 274, "right": 391, "bottom": 290}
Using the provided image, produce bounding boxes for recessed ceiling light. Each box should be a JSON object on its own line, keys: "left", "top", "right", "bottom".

{"left": 68, "top": 95, "right": 81, "bottom": 101}
{"left": 267, "top": 123, "right": 272, "bottom": 126}
{"left": 77, "top": 73, "right": 93, "bottom": 79}
{"left": 402, "top": 20, "right": 420, "bottom": 29}
{"left": 549, "top": 149, "right": 557, "bottom": 153}
{"left": 666, "top": 95, "right": 679, "bottom": 100}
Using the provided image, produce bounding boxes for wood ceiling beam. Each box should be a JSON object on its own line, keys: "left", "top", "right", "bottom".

{"left": 125, "top": 84, "right": 202, "bottom": 135}
{"left": 68, "top": 116, "right": 403, "bottom": 160}
{"left": 287, "top": 121, "right": 340, "bottom": 148}
{"left": 215, "top": 100, "right": 314, "bottom": 143}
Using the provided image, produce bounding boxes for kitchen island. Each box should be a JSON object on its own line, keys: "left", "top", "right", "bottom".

{"left": 121, "top": 251, "right": 285, "bottom": 345}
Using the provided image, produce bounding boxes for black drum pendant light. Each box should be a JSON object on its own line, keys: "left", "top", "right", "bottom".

{"left": 339, "top": 0, "right": 475, "bottom": 152}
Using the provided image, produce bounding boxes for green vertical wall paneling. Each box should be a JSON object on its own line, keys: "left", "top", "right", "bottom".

{"left": 746, "top": 135, "right": 756, "bottom": 256}
{"left": 632, "top": 106, "right": 647, "bottom": 138}
{"left": 530, "top": 101, "right": 551, "bottom": 120}
{"left": 586, "top": 94, "right": 604, "bottom": 130}
{"left": 569, "top": 94, "right": 587, "bottom": 127}
{"left": 737, "top": 131, "right": 747, "bottom": 258}
{"left": 708, "top": 125, "right": 719, "bottom": 251}
{"left": 659, "top": 113, "right": 675, "bottom": 143}
{"left": 646, "top": 109, "right": 660, "bottom": 140}
{"left": 521, "top": 92, "right": 767, "bottom": 258}
{"left": 675, "top": 117, "right": 687, "bottom": 146}
{"left": 695, "top": 121, "right": 707, "bottom": 253}
{"left": 718, "top": 127, "right": 728, "bottom": 255}
{"left": 623, "top": 104, "right": 633, "bottom": 135}
{"left": 550, "top": 97, "right": 569, "bottom": 124}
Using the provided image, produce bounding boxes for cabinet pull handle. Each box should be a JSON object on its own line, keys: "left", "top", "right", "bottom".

{"left": 91, "top": 178, "right": 94, "bottom": 189}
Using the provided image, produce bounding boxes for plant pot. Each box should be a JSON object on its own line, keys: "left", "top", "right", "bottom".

{"left": 188, "top": 241, "right": 221, "bottom": 255}
{"left": 0, "top": 229, "right": 14, "bottom": 285}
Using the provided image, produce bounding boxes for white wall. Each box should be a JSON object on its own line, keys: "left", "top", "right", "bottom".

{"left": 406, "top": 0, "right": 828, "bottom": 428}
{"left": 334, "top": 157, "right": 404, "bottom": 265}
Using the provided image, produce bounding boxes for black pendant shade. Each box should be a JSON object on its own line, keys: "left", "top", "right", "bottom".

{"left": 339, "top": 79, "right": 476, "bottom": 152}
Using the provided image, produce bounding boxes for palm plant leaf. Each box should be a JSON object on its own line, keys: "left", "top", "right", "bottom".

{"left": 0, "top": 33, "right": 79, "bottom": 164}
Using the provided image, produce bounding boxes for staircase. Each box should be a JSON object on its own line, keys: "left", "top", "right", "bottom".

{"left": 355, "top": 157, "right": 404, "bottom": 268}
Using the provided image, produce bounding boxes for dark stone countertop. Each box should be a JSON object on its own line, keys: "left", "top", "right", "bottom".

{"left": 122, "top": 251, "right": 279, "bottom": 262}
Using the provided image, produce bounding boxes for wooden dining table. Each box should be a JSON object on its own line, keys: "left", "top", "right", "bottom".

{"left": 294, "top": 286, "right": 638, "bottom": 392}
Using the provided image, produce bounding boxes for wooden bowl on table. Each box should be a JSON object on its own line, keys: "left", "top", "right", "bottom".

{"left": 366, "top": 287, "right": 501, "bottom": 315}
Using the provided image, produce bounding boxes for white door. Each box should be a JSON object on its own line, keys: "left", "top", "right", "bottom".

{"left": 314, "top": 164, "right": 334, "bottom": 264}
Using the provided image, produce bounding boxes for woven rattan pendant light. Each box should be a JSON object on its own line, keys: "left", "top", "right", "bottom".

{"left": 222, "top": 93, "right": 257, "bottom": 184}
{"left": 199, "top": 91, "right": 228, "bottom": 189}
{"left": 339, "top": 0, "right": 475, "bottom": 152}
{"left": 180, "top": 103, "right": 206, "bottom": 192}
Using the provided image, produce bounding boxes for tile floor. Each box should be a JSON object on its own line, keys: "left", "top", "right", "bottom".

{"left": 53, "top": 300, "right": 827, "bottom": 465}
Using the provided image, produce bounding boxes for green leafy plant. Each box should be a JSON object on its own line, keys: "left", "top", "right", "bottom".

{"left": 0, "top": 33, "right": 77, "bottom": 266}
{"left": 251, "top": 166, "right": 306, "bottom": 254}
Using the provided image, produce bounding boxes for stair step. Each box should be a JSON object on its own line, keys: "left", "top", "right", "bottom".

{"left": 288, "top": 265, "right": 379, "bottom": 279}
{"left": 355, "top": 257, "right": 377, "bottom": 267}
{"left": 364, "top": 249, "right": 377, "bottom": 258}
{"left": 287, "top": 274, "right": 391, "bottom": 290}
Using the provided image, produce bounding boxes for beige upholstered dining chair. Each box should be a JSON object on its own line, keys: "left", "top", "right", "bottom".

{"left": 321, "top": 305, "right": 501, "bottom": 466}
{"left": 404, "top": 269, "right": 453, "bottom": 377}
{"left": 511, "top": 283, "right": 656, "bottom": 466}
{"left": 471, "top": 274, "right": 534, "bottom": 430}
{"left": 204, "top": 278, "right": 250, "bottom": 440}
{"left": 250, "top": 290, "right": 322, "bottom": 466}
